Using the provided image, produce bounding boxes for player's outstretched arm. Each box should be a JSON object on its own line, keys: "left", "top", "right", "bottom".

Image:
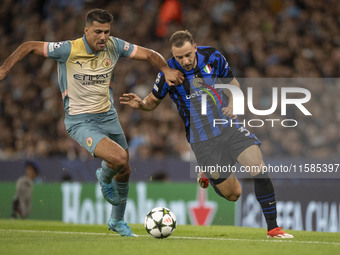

{"left": 131, "top": 46, "right": 184, "bottom": 86}
{"left": 120, "top": 92, "right": 161, "bottom": 111}
{"left": 0, "top": 41, "right": 46, "bottom": 80}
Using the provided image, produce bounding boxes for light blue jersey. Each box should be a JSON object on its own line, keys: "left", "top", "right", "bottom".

{"left": 44, "top": 35, "right": 135, "bottom": 115}
{"left": 43, "top": 35, "right": 136, "bottom": 154}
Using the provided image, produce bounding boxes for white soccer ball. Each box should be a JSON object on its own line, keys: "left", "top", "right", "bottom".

{"left": 144, "top": 207, "right": 177, "bottom": 238}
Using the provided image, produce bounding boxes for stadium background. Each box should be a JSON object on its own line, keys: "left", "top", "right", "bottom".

{"left": 0, "top": 0, "right": 339, "bottom": 232}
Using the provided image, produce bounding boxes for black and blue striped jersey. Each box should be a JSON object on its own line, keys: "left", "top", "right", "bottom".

{"left": 152, "top": 46, "right": 235, "bottom": 143}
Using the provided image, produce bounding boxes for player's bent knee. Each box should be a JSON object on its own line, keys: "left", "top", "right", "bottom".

{"left": 220, "top": 189, "right": 241, "bottom": 202}
{"left": 228, "top": 189, "right": 242, "bottom": 201}
{"left": 225, "top": 194, "right": 240, "bottom": 202}
{"left": 106, "top": 152, "right": 128, "bottom": 171}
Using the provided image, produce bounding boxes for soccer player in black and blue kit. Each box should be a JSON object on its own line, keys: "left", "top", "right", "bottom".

{"left": 120, "top": 30, "right": 293, "bottom": 238}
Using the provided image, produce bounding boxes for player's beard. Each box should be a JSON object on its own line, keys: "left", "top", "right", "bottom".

{"left": 183, "top": 58, "right": 196, "bottom": 71}
{"left": 183, "top": 64, "right": 192, "bottom": 70}
{"left": 97, "top": 41, "right": 106, "bottom": 50}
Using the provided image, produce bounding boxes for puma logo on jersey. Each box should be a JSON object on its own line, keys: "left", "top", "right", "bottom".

{"left": 76, "top": 61, "right": 84, "bottom": 68}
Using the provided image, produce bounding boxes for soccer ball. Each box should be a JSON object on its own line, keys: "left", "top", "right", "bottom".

{"left": 144, "top": 207, "right": 177, "bottom": 238}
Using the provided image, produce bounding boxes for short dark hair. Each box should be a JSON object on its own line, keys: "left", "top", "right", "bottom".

{"left": 25, "top": 160, "right": 39, "bottom": 174}
{"left": 85, "top": 9, "right": 113, "bottom": 25}
{"left": 169, "top": 30, "right": 195, "bottom": 48}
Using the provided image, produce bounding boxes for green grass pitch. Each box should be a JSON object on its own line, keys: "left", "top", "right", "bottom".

{"left": 0, "top": 219, "right": 339, "bottom": 255}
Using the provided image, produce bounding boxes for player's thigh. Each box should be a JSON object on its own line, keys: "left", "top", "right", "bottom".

{"left": 237, "top": 145, "right": 265, "bottom": 176}
{"left": 103, "top": 126, "right": 130, "bottom": 168}
{"left": 226, "top": 125, "right": 263, "bottom": 176}
{"left": 66, "top": 122, "right": 107, "bottom": 156}
{"left": 95, "top": 137, "right": 128, "bottom": 167}
{"left": 191, "top": 134, "right": 233, "bottom": 180}
{"left": 66, "top": 120, "right": 128, "bottom": 167}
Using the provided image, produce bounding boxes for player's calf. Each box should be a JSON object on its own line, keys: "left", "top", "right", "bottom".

{"left": 197, "top": 171, "right": 242, "bottom": 201}
{"left": 215, "top": 175, "right": 242, "bottom": 202}
{"left": 114, "top": 165, "right": 131, "bottom": 182}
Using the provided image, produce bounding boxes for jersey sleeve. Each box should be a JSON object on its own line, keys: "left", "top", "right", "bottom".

{"left": 112, "top": 37, "right": 136, "bottom": 58}
{"left": 216, "top": 51, "right": 234, "bottom": 79}
{"left": 152, "top": 72, "right": 169, "bottom": 99}
{"left": 46, "top": 41, "right": 71, "bottom": 63}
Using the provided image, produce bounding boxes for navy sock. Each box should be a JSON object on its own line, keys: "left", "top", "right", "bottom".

{"left": 254, "top": 172, "right": 278, "bottom": 231}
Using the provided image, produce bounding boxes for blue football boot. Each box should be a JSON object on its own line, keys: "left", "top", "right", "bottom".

{"left": 108, "top": 218, "right": 138, "bottom": 237}
{"left": 96, "top": 169, "right": 120, "bottom": 206}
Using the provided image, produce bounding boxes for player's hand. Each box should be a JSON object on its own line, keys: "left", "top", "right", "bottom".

{"left": 0, "top": 66, "right": 7, "bottom": 80}
{"left": 119, "top": 93, "right": 142, "bottom": 109}
{"left": 222, "top": 106, "right": 237, "bottom": 119}
{"left": 162, "top": 67, "right": 184, "bottom": 86}
{"left": 197, "top": 172, "right": 209, "bottom": 189}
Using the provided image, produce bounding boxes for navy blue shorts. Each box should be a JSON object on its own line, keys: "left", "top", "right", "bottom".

{"left": 191, "top": 124, "right": 261, "bottom": 184}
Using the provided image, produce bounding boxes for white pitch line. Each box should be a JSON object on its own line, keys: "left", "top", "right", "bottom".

{"left": 1, "top": 229, "right": 339, "bottom": 246}
{"left": 0, "top": 229, "right": 108, "bottom": 236}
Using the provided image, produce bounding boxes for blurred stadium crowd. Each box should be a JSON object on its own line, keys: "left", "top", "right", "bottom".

{"left": 0, "top": 0, "right": 339, "bottom": 161}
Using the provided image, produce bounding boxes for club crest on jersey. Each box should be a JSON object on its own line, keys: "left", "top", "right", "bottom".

{"left": 86, "top": 137, "right": 93, "bottom": 147}
{"left": 103, "top": 58, "right": 112, "bottom": 68}
{"left": 193, "top": 77, "right": 204, "bottom": 88}
{"left": 203, "top": 64, "right": 212, "bottom": 74}
{"left": 90, "top": 60, "right": 98, "bottom": 70}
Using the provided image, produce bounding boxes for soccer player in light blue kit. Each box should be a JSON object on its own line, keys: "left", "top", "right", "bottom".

{"left": 0, "top": 9, "right": 184, "bottom": 236}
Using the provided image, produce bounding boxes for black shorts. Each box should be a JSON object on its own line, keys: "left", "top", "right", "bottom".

{"left": 191, "top": 125, "right": 261, "bottom": 184}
